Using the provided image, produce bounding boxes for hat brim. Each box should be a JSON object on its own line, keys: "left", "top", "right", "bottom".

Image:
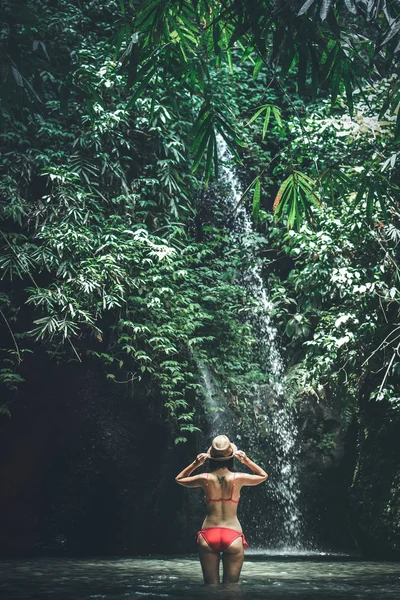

{"left": 210, "top": 455, "right": 234, "bottom": 461}
{"left": 207, "top": 443, "right": 238, "bottom": 461}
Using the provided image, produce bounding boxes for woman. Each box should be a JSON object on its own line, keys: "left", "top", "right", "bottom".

{"left": 175, "top": 434, "right": 268, "bottom": 585}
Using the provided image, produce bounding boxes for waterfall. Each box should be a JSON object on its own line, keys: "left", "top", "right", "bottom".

{"left": 198, "top": 135, "right": 306, "bottom": 551}
{"left": 198, "top": 361, "right": 234, "bottom": 439}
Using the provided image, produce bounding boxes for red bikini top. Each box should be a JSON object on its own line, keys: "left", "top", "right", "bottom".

{"left": 205, "top": 472, "right": 240, "bottom": 504}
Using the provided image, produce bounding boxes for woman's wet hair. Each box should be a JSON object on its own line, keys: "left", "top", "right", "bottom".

{"left": 209, "top": 458, "right": 235, "bottom": 472}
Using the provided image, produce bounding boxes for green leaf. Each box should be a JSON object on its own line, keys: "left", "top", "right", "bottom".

{"left": 272, "top": 106, "right": 282, "bottom": 128}
{"left": 226, "top": 47, "right": 233, "bottom": 74}
{"left": 274, "top": 175, "right": 294, "bottom": 213}
{"left": 174, "top": 436, "right": 187, "bottom": 444}
{"left": 11, "top": 66, "right": 24, "bottom": 87}
{"left": 246, "top": 104, "right": 270, "bottom": 127}
{"left": 262, "top": 105, "right": 271, "bottom": 139}
{"left": 126, "top": 66, "right": 156, "bottom": 109}
{"left": 191, "top": 125, "right": 212, "bottom": 172}
{"left": 298, "top": 0, "right": 317, "bottom": 16}
{"left": 287, "top": 185, "right": 298, "bottom": 229}
{"left": 253, "top": 57, "right": 263, "bottom": 79}
{"left": 204, "top": 134, "right": 215, "bottom": 182}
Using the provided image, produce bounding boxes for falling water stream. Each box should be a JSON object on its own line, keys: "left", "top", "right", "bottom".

{"left": 199, "top": 136, "right": 304, "bottom": 550}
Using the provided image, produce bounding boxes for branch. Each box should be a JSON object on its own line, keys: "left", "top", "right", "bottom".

{"left": 362, "top": 326, "right": 400, "bottom": 366}
{"left": 0, "top": 308, "right": 21, "bottom": 363}
{"left": 376, "top": 342, "right": 399, "bottom": 401}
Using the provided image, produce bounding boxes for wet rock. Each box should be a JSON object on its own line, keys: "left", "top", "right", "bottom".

{"left": 296, "top": 390, "right": 356, "bottom": 552}
{"left": 349, "top": 397, "right": 400, "bottom": 558}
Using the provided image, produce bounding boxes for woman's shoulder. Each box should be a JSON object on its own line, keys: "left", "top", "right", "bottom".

{"left": 208, "top": 470, "right": 236, "bottom": 480}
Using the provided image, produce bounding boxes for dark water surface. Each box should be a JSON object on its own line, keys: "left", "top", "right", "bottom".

{"left": 0, "top": 554, "right": 399, "bottom": 600}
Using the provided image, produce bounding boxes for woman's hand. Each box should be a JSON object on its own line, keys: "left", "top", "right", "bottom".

{"left": 233, "top": 452, "right": 268, "bottom": 483}
{"left": 195, "top": 452, "right": 210, "bottom": 465}
{"left": 233, "top": 450, "right": 248, "bottom": 463}
{"left": 175, "top": 453, "right": 210, "bottom": 485}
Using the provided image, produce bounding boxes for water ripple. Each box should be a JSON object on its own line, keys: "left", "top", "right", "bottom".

{"left": 0, "top": 556, "right": 399, "bottom": 600}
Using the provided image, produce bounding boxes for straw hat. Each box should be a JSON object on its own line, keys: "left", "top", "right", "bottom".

{"left": 207, "top": 435, "right": 238, "bottom": 461}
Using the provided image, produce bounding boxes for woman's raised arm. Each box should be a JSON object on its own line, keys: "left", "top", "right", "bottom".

{"left": 175, "top": 453, "right": 209, "bottom": 488}
{"left": 234, "top": 450, "right": 268, "bottom": 486}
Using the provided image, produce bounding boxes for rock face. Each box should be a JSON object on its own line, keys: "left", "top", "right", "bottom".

{"left": 296, "top": 388, "right": 400, "bottom": 558}
{"left": 296, "top": 392, "right": 357, "bottom": 552}
{"left": 0, "top": 354, "right": 200, "bottom": 556}
{"left": 349, "top": 397, "right": 400, "bottom": 558}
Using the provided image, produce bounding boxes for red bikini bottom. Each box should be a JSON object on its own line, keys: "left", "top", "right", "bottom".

{"left": 197, "top": 527, "right": 249, "bottom": 552}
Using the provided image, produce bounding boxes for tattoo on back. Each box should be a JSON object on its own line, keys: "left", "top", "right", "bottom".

{"left": 217, "top": 475, "right": 225, "bottom": 486}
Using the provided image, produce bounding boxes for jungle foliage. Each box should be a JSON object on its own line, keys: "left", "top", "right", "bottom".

{"left": 0, "top": 0, "right": 399, "bottom": 436}
{"left": 264, "top": 78, "right": 400, "bottom": 426}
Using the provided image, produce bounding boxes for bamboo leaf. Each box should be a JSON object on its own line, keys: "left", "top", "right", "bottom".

{"left": 344, "top": 0, "right": 357, "bottom": 14}
{"left": 191, "top": 126, "right": 211, "bottom": 172}
{"left": 149, "top": 74, "right": 158, "bottom": 120}
{"left": 380, "top": 16, "right": 400, "bottom": 47}
{"left": 11, "top": 66, "right": 24, "bottom": 87}
{"left": 246, "top": 104, "right": 270, "bottom": 126}
{"left": 23, "top": 76, "right": 42, "bottom": 103}
{"left": 378, "top": 90, "right": 393, "bottom": 119}
{"left": 191, "top": 115, "right": 213, "bottom": 154}
{"left": 272, "top": 106, "right": 282, "bottom": 128}
{"left": 229, "top": 22, "right": 244, "bottom": 48}
{"left": 226, "top": 47, "right": 233, "bottom": 74}
{"left": 320, "top": 0, "right": 334, "bottom": 21}
{"left": 298, "top": 0, "right": 317, "bottom": 16}
{"left": 274, "top": 175, "right": 294, "bottom": 211}
{"left": 215, "top": 115, "right": 246, "bottom": 148}
{"left": 379, "top": 189, "right": 389, "bottom": 221}
{"left": 321, "top": 41, "right": 339, "bottom": 82}
{"left": 213, "top": 21, "right": 221, "bottom": 56}
{"left": 213, "top": 133, "right": 219, "bottom": 179}
{"left": 354, "top": 180, "right": 366, "bottom": 206}
{"left": 39, "top": 41, "right": 51, "bottom": 63}
{"left": 296, "top": 170, "right": 317, "bottom": 186}
{"left": 126, "top": 66, "right": 155, "bottom": 109}
{"left": 262, "top": 106, "right": 271, "bottom": 139}
{"left": 287, "top": 186, "right": 298, "bottom": 229}
{"left": 298, "top": 186, "right": 313, "bottom": 222}
{"left": 240, "top": 43, "right": 256, "bottom": 64}
{"left": 217, "top": 127, "right": 243, "bottom": 164}
{"left": 253, "top": 56, "right": 263, "bottom": 79}
{"left": 204, "top": 134, "right": 215, "bottom": 183}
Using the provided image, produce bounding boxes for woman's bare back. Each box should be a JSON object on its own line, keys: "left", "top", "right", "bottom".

{"left": 202, "top": 470, "right": 242, "bottom": 530}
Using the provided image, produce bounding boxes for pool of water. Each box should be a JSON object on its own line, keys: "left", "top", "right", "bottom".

{"left": 0, "top": 554, "right": 399, "bottom": 599}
